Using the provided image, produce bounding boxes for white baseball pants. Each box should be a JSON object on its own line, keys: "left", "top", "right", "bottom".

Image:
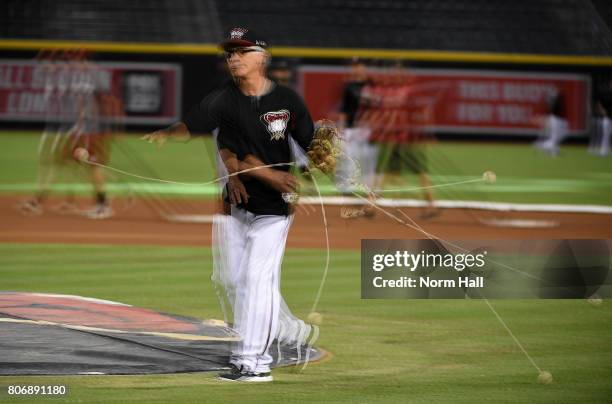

{"left": 535, "top": 114, "right": 568, "bottom": 155}
{"left": 590, "top": 117, "right": 611, "bottom": 156}
{"left": 214, "top": 206, "right": 293, "bottom": 373}
{"left": 336, "top": 127, "right": 378, "bottom": 192}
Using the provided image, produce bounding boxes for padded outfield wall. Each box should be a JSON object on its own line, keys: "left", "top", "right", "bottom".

{"left": 0, "top": 44, "right": 611, "bottom": 138}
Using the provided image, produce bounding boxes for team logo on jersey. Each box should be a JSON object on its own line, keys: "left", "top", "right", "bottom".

{"left": 230, "top": 27, "right": 248, "bottom": 39}
{"left": 261, "top": 110, "right": 290, "bottom": 141}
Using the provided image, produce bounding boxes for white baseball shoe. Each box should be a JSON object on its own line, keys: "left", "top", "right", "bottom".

{"left": 217, "top": 369, "right": 273, "bottom": 383}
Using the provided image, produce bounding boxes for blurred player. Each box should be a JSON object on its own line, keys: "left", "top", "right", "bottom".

{"left": 19, "top": 49, "right": 115, "bottom": 218}
{"left": 534, "top": 91, "right": 567, "bottom": 156}
{"left": 64, "top": 51, "right": 114, "bottom": 219}
{"left": 590, "top": 76, "right": 612, "bottom": 156}
{"left": 368, "top": 61, "right": 438, "bottom": 218}
{"left": 336, "top": 58, "right": 378, "bottom": 195}
{"left": 143, "top": 27, "right": 317, "bottom": 382}
{"left": 268, "top": 59, "right": 293, "bottom": 87}
{"left": 18, "top": 49, "right": 64, "bottom": 215}
{"left": 19, "top": 49, "right": 83, "bottom": 215}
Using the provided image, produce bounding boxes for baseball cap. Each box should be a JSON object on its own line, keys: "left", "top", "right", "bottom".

{"left": 220, "top": 27, "right": 269, "bottom": 51}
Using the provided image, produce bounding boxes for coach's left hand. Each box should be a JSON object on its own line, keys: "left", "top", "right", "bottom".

{"left": 228, "top": 176, "right": 249, "bottom": 205}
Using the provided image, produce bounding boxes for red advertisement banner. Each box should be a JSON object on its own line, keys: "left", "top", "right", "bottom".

{"left": 0, "top": 59, "right": 181, "bottom": 125}
{"left": 299, "top": 66, "right": 590, "bottom": 135}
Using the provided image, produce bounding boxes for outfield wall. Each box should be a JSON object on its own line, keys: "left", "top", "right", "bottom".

{"left": 0, "top": 46, "right": 610, "bottom": 139}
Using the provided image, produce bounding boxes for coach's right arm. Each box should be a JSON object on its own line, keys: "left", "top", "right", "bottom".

{"left": 142, "top": 89, "right": 223, "bottom": 147}
{"left": 142, "top": 122, "right": 191, "bottom": 148}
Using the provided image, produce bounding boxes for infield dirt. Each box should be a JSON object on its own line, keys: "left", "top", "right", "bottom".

{"left": 2, "top": 196, "right": 611, "bottom": 248}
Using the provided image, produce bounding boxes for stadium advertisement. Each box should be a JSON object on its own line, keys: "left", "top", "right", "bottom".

{"left": 300, "top": 66, "right": 590, "bottom": 136}
{"left": 0, "top": 59, "right": 181, "bottom": 125}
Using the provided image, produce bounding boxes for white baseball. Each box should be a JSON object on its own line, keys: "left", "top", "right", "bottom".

{"left": 537, "top": 371, "right": 553, "bottom": 384}
{"left": 307, "top": 311, "right": 323, "bottom": 325}
{"left": 482, "top": 171, "right": 496, "bottom": 184}
{"left": 73, "top": 147, "right": 89, "bottom": 162}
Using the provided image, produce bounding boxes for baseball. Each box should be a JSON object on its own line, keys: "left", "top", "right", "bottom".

{"left": 482, "top": 170, "right": 496, "bottom": 184}
{"left": 73, "top": 147, "right": 89, "bottom": 162}
{"left": 537, "top": 371, "right": 553, "bottom": 384}
{"left": 307, "top": 311, "right": 323, "bottom": 325}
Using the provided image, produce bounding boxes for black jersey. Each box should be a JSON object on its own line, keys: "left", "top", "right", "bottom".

{"left": 184, "top": 81, "right": 314, "bottom": 216}
{"left": 340, "top": 80, "right": 366, "bottom": 128}
{"left": 597, "top": 91, "right": 612, "bottom": 116}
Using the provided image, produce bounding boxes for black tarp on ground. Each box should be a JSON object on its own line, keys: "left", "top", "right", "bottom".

{"left": 0, "top": 292, "right": 324, "bottom": 375}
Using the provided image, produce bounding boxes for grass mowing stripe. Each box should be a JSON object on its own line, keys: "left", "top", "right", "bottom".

{"left": 1, "top": 174, "right": 611, "bottom": 194}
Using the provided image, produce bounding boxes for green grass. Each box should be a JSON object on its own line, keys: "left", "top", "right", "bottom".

{"left": 1, "top": 131, "right": 611, "bottom": 205}
{"left": 1, "top": 243, "right": 611, "bottom": 403}
{"left": 0, "top": 132, "right": 218, "bottom": 185}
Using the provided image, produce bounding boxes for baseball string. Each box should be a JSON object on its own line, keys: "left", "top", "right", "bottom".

{"left": 308, "top": 174, "right": 330, "bottom": 315}
{"left": 334, "top": 150, "right": 545, "bottom": 373}
{"left": 343, "top": 179, "right": 547, "bottom": 374}
{"left": 81, "top": 156, "right": 545, "bottom": 375}
{"left": 373, "top": 177, "right": 484, "bottom": 194}
{"left": 483, "top": 298, "right": 542, "bottom": 373}
{"left": 83, "top": 158, "right": 296, "bottom": 186}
